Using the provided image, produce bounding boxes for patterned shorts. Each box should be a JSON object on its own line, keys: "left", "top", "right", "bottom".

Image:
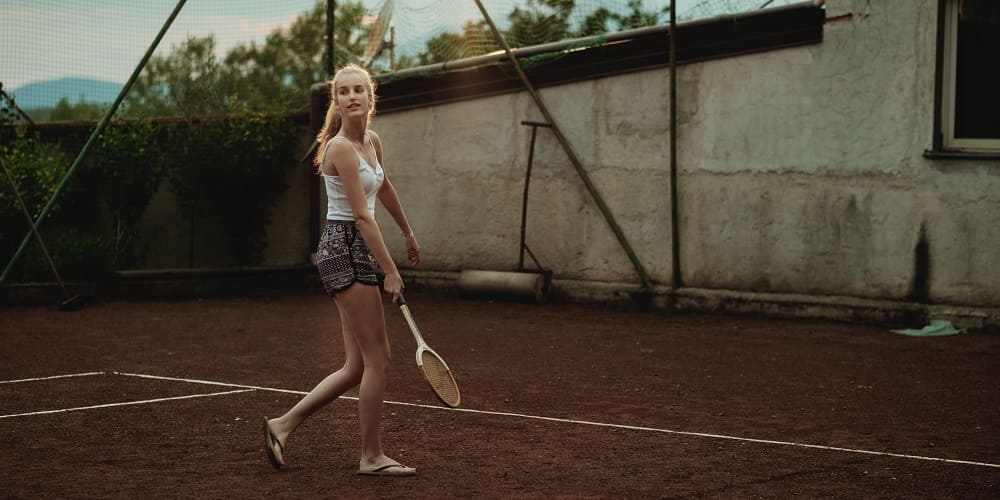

{"left": 316, "top": 220, "right": 381, "bottom": 295}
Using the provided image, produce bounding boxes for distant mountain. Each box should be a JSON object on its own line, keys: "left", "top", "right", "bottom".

{"left": 7, "top": 78, "right": 123, "bottom": 110}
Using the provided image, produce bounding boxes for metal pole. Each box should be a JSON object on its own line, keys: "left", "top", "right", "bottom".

{"left": 389, "top": 26, "right": 396, "bottom": 72}
{"left": 519, "top": 121, "right": 549, "bottom": 271}
{"left": 473, "top": 0, "right": 654, "bottom": 291}
{"left": 0, "top": 87, "right": 35, "bottom": 125}
{"left": 670, "top": 0, "right": 682, "bottom": 288}
{"left": 0, "top": 0, "right": 189, "bottom": 285}
{"left": 327, "top": 0, "right": 336, "bottom": 77}
{"left": 1, "top": 157, "right": 64, "bottom": 288}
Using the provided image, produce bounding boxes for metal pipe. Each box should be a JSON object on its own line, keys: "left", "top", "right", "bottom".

{"left": 1, "top": 0, "right": 190, "bottom": 285}
{"left": 670, "top": 0, "right": 683, "bottom": 288}
{"left": 519, "top": 121, "right": 550, "bottom": 271}
{"left": 474, "top": 0, "right": 654, "bottom": 291}
{"left": 326, "top": 0, "right": 336, "bottom": 77}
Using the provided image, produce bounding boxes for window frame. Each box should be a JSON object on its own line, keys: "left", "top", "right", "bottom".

{"left": 936, "top": 0, "right": 1000, "bottom": 153}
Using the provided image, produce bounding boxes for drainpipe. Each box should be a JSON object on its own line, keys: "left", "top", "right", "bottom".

{"left": 669, "top": 0, "right": 683, "bottom": 289}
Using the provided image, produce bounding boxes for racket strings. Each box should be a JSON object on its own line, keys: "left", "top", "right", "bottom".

{"left": 420, "top": 351, "right": 460, "bottom": 407}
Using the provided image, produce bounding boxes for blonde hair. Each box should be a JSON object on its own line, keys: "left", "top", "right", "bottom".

{"left": 314, "top": 64, "right": 377, "bottom": 170}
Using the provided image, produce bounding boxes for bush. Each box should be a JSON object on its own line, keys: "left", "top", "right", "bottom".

{"left": 1, "top": 112, "right": 297, "bottom": 282}
{"left": 86, "top": 121, "right": 168, "bottom": 268}
{"left": 166, "top": 112, "right": 296, "bottom": 265}
{"left": 0, "top": 129, "right": 86, "bottom": 282}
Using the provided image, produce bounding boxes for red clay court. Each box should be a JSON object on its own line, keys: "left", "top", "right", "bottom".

{"left": 2, "top": 291, "right": 998, "bottom": 498}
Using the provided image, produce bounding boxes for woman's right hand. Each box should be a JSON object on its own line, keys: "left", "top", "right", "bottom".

{"left": 383, "top": 272, "right": 404, "bottom": 303}
{"left": 405, "top": 236, "right": 421, "bottom": 266}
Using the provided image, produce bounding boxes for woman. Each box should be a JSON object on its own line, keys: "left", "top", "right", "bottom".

{"left": 263, "top": 64, "right": 421, "bottom": 477}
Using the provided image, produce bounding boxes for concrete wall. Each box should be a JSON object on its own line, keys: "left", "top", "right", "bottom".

{"left": 370, "top": 0, "right": 999, "bottom": 310}
{"left": 131, "top": 0, "right": 997, "bottom": 321}
{"left": 678, "top": 0, "right": 998, "bottom": 307}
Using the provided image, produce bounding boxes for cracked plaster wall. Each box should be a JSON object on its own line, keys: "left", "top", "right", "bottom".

{"left": 372, "top": 0, "right": 999, "bottom": 307}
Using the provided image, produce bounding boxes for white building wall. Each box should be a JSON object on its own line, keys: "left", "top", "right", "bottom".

{"left": 370, "top": 0, "right": 999, "bottom": 308}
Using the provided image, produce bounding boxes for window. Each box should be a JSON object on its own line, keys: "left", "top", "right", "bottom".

{"left": 938, "top": 0, "right": 1000, "bottom": 153}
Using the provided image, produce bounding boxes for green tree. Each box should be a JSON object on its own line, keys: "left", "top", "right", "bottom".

{"left": 124, "top": 36, "right": 234, "bottom": 117}
{"left": 419, "top": 21, "right": 495, "bottom": 65}
{"left": 415, "top": 0, "right": 668, "bottom": 64}
{"left": 507, "top": 0, "right": 576, "bottom": 48}
{"left": 49, "top": 97, "right": 107, "bottom": 122}
{"left": 576, "top": 1, "right": 665, "bottom": 38}
{"left": 611, "top": 0, "right": 666, "bottom": 30}
{"left": 225, "top": 0, "right": 368, "bottom": 109}
{"left": 123, "top": 0, "right": 369, "bottom": 117}
{"left": 393, "top": 53, "right": 421, "bottom": 71}
{"left": 577, "top": 7, "right": 614, "bottom": 37}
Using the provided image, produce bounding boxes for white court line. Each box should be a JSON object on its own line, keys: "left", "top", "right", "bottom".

{"left": 0, "top": 389, "right": 253, "bottom": 419}
{"left": 113, "top": 371, "right": 351, "bottom": 398}
{"left": 0, "top": 372, "right": 105, "bottom": 384}
{"left": 113, "top": 371, "right": 1000, "bottom": 469}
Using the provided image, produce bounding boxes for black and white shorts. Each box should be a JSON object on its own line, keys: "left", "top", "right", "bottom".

{"left": 316, "top": 220, "right": 381, "bottom": 295}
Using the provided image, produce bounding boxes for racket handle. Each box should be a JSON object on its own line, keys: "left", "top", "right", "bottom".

{"left": 397, "top": 294, "right": 406, "bottom": 306}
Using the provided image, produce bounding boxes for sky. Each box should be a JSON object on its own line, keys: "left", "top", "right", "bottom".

{"left": 1, "top": 0, "right": 755, "bottom": 92}
{"left": 2, "top": 0, "right": 315, "bottom": 90}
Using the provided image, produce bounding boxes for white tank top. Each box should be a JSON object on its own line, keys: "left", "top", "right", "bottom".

{"left": 322, "top": 134, "right": 385, "bottom": 221}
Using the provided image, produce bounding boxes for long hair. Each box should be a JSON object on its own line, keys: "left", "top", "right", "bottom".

{"left": 313, "top": 64, "right": 378, "bottom": 171}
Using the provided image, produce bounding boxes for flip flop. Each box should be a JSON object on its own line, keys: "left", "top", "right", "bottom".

{"left": 357, "top": 463, "right": 417, "bottom": 477}
{"left": 262, "top": 417, "right": 285, "bottom": 469}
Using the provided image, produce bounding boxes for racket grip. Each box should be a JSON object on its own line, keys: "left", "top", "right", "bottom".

{"left": 397, "top": 294, "right": 406, "bottom": 306}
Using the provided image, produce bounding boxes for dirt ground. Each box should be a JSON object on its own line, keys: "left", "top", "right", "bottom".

{"left": 1, "top": 291, "right": 998, "bottom": 498}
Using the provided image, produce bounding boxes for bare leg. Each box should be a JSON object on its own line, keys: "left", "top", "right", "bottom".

{"left": 334, "top": 283, "right": 415, "bottom": 474}
{"left": 267, "top": 297, "right": 364, "bottom": 450}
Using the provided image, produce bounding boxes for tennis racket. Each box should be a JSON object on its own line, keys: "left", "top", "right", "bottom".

{"left": 397, "top": 295, "right": 461, "bottom": 408}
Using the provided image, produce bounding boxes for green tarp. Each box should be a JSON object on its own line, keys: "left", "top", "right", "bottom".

{"left": 892, "top": 319, "right": 968, "bottom": 337}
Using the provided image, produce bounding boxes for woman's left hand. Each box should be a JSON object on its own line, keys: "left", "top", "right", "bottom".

{"left": 405, "top": 236, "right": 421, "bottom": 266}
